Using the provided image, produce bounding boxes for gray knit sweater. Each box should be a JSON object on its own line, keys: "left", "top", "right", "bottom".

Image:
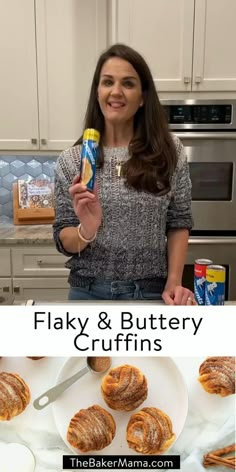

{"left": 53, "top": 134, "right": 193, "bottom": 286}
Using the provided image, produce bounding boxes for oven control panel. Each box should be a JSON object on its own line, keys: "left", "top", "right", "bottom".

{"left": 164, "top": 104, "right": 231, "bottom": 124}
{"left": 161, "top": 100, "right": 236, "bottom": 129}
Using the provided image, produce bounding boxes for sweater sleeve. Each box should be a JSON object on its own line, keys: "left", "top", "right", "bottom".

{"left": 166, "top": 136, "right": 193, "bottom": 232}
{"left": 52, "top": 151, "right": 80, "bottom": 256}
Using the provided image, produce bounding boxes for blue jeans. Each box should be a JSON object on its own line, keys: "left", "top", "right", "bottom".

{"left": 68, "top": 278, "right": 165, "bottom": 301}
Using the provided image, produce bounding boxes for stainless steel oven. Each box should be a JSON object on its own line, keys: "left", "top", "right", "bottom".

{"left": 162, "top": 99, "right": 236, "bottom": 232}
{"left": 161, "top": 99, "right": 236, "bottom": 300}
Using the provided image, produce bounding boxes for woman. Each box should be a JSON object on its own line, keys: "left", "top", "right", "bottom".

{"left": 53, "top": 43, "right": 194, "bottom": 305}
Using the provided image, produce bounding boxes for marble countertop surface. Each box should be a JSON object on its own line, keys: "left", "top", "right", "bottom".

{"left": 0, "top": 356, "right": 234, "bottom": 472}
{"left": 0, "top": 224, "right": 53, "bottom": 244}
{"left": 1, "top": 223, "right": 236, "bottom": 247}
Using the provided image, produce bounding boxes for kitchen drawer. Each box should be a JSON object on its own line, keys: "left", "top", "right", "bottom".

{"left": 0, "top": 248, "right": 11, "bottom": 276}
{"left": 0, "top": 277, "right": 12, "bottom": 304}
{"left": 12, "top": 247, "right": 69, "bottom": 277}
{"left": 13, "top": 277, "right": 69, "bottom": 301}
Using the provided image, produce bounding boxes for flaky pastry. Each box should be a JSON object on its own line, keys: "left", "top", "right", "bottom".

{"left": 198, "top": 356, "right": 235, "bottom": 397}
{"left": 101, "top": 364, "right": 148, "bottom": 411}
{"left": 67, "top": 404, "right": 116, "bottom": 452}
{"left": 126, "top": 407, "right": 176, "bottom": 454}
{"left": 0, "top": 372, "right": 30, "bottom": 420}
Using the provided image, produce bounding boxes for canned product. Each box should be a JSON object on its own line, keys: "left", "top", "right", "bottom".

{"left": 205, "top": 265, "right": 226, "bottom": 306}
{"left": 80, "top": 128, "right": 100, "bottom": 191}
{"left": 194, "top": 259, "right": 213, "bottom": 305}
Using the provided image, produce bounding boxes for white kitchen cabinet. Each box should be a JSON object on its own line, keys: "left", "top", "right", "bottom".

{"left": 0, "top": 0, "right": 108, "bottom": 151}
{"left": 0, "top": 248, "right": 11, "bottom": 276}
{"left": 0, "top": 278, "right": 12, "bottom": 305}
{"left": 36, "top": 0, "right": 107, "bottom": 151}
{"left": 0, "top": 245, "right": 70, "bottom": 303}
{"left": 110, "top": 0, "right": 194, "bottom": 92}
{"left": 0, "top": 249, "right": 12, "bottom": 304}
{"left": 192, "top": 0, "right": 236, "bottom": 91}
{"left": 11, "top": 246, "right": 70, "bottom": 301}
{"left": 111, "top": 0, "right": 236, "bottom": 92}
{"left": 12, "top": 247, "right": 69, "bottom": 278}
{"left": 12, "top": 278, "right": 69, "bottom": 302}
{"left": 0, "top": 0, "right": 38, "bottom": 150}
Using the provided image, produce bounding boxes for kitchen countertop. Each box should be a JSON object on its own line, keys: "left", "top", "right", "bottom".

{"left": 0, "top": 224, "right": 54, "bottom": 245}
{"left": 1, "top": 224, "right": 236, "bottom": 247}
{"left": 0, "top": 356, "right": 234, "bottom": 472}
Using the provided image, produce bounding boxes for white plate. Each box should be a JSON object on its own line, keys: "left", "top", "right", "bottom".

{"left": 52, "top": 356, "right": 188, "bottom": 455}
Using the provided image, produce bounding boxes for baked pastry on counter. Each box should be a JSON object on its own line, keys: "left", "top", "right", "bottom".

{"left": 126, "top": 407, "right": 176, "bottom": 454}
{"left": 101, "top": 364, "right": 148, "bottom": 411}
{"left": 0, "top": 372, "right": 30, "bottom": 420}
{"left": 198, "top": 356, "right": 235, "bottom": 397}
{"left": 67, "top": 404, "right": 116, "bottom": 452}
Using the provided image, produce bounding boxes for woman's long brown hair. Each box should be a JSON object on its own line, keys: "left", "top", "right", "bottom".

{"left": 74, "top": 43, "right": 177, "bottom": 194}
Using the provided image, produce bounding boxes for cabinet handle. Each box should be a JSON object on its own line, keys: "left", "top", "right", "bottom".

{"left": 0, "top": 285, "right": 11, "bottom": 303}
{"left": 37, "top": 259, "right": 64, "bottom": 267}
{"left": 41, "top": 138, "right": 47, "bottom": 145}
{"left": 13, "top": 286, "right": 21, "bottom": 294}
{"left": 31, "top": 138, "right": 38, "bottom": 145}
{"left": 3, "top": 286, "right": 10, "bottom": 292}
{"left": 195, "top": 76, "right": 202, "bottom": 84}
{"left": 183, "top": 76, "right": 191, "bottom": 84}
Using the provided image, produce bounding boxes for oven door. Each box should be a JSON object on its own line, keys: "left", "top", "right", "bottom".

{"left": 183, "top": 237, "right": 236, "bottom": 301}
{"left": 177, "top": 132, "right": 236, "bottom": 232}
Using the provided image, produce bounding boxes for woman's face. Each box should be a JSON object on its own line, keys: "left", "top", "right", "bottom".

{"left": 97, "top": 57, "right": 143, "bottom": 126}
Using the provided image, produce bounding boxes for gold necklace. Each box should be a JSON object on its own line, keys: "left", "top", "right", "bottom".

{"left": 116, "top": 162, "right": 123, "bottom": 177}
{"left": 116, "top": 160, "right": 127, "bottom": 177}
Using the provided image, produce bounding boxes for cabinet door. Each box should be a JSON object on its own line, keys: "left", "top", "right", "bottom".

{"left": 0, "top": 248, "right": 11, "bottom": 276}
{"left": 193, "top": 0, "right": 236, "bottom": 91}
{"left": 13, "top": 278, "right": 69, "bottom": 302}
{"left": 36, "top": 0, "right": 108, "bottom": 151}
{"left": 0, "top": 278, "right": 12, "bottom": 305}
{"left": 111, "top": 0, "right": 194, "bottom": 91}
{"left": 0, "top": 0, "right": 39, "bottom": 150}
{"left": 12, "top": 247, "right": 69, "bottom": 277}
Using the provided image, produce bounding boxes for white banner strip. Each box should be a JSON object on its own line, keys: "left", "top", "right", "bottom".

{"left": 0, "top": 304, "right": 235, "bottom": 356}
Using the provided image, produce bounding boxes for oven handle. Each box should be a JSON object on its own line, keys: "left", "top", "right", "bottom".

{"left": 176, "top": 132, "right": 236, "bottom": 140}
{"left": 189, "top": 237, "right": 236, "bottom": 244}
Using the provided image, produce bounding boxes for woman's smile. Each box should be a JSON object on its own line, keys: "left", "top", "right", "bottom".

{"left": 108, "top": 101, "right": 125, "bottom": 109}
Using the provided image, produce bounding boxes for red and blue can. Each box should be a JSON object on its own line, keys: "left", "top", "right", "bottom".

{"left": 205, "top": 265, "right": 226, "bottom": 305}
{"left": 194, "top": 259, "right": 213, "bottom": 305}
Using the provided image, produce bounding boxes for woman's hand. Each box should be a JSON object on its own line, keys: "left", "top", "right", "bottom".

{"left": 162, "top": 283, "right": 197, "bottom": 306}
{"left": 69, "top": 178, "right": 102, "bottom": 238}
